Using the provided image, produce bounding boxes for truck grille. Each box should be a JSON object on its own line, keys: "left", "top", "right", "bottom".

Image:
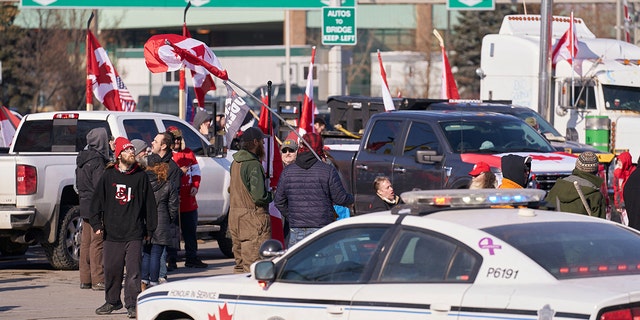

{"left": 534, "top": 173, "right": 571, "bottom": 191}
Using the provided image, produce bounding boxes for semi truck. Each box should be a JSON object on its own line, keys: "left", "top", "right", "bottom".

{"left": 479, "top": 14, "right": 640, "bottom": 158}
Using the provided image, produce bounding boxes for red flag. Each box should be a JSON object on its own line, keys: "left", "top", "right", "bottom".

{"left": 377, "top": 50, "right": 395, "bottom": 111}
{"left": 298, "top": 46, "right": 316, "bottom": 136}
{"left": 182, "top": 25, "right": 216, "bottom": 109}
{"left": 440, "top": 45, "right": 460, "bottom": 100}
{"left": 624, "top": 0, "right": 632, "bottom": 43}
{"left": 87, "top": 30, "right": 137, "bottom": 111}
{"left": 0, "top": 106, "right": 20, "bottom": 148}
{"left": 144, "top": 34, "right": 228, "bottom": 82}
{"left": 552, "top": 13, "right": 579, "bottom": 68}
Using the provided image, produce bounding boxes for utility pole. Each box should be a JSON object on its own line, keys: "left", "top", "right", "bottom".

{"left": 538, "top": 0, "right": 553, "bottom": 122}
{"left": 327, "top": 0, "right": 344, "bottom": 97}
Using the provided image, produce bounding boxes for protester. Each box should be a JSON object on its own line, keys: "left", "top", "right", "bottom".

{"left": 498, "top": 154, "right": 531, "bottom": 189}
{"left": 544, "top": 151, "right": 606, "bottom": 218}
{"left": 624, "top": 158, "right": 640, "bottom": 230}
{"left": 89, "top": 137, "right": 157, "bottom": 318}
{"left": 141, "top": 154, "right": 179, "bottom": 291}
{"left": 228, "top": 127, "right": 273, "bottom": 273}
{"left": 192, "top": 108, "right": 214, "bottom": 141}
{"left": 275, "top": 132, "right": 354, "bottom": 248}
{"left": 369, "top": 176, "right": 402, "bottom": 212}
{"left": 150, "top": 131, "right": 182, "bottom": 273}
{"left": 280, "top": 139, "right": 298, "bottom": 167}
{"left": 468, "top": 161, "right": 497, "bottom": 189}
{"left": 314, "top": 118, "right": 326, "bottom": 135}
{"left": 614, "top": 151, "right": 635, "bottom": 224}
{"left": 76, "top": 127, "right": 110, "bottom": 291}
{"left": 167, "top": 126, "right": 207, "bottom": 268}
{"left": 131, "top": 139, "right": 149, "bottom": 168}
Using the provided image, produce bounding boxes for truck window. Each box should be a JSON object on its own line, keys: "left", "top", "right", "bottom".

{"left": 403, "top": 121, "right": 440, "bottom": 157}
{"left": 162, "top": 120, "right": 208, "bottom": 155}
{"left": 13, "top": 119, "right": 110, "bottom": 153}
{"left": 123, "top": 119, "right": 159, "bottom": 147}
{"left": 602, "top": 84, "right": 640, "bottom": 112}
{"left": 570, "top": 85, "right": 596, "bottom": 110}
{"left": 364, "top": 119, "right": 403, "bottom": 156}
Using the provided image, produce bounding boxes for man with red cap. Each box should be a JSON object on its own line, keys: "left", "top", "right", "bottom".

{"left": 89, "top": 137, "right": 157, "bottom": 318}
{"left": 468, "top": 161, "right": 497, "bottom": 189}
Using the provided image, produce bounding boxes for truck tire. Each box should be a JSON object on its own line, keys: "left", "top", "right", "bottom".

{"left": 215, "top": 218, "right": 234, "bottom": 258}
{"left": 42, "top": 205, "right": 82, "bottom": 270}
{"left": 0, "top": 238, "right": 29, "bottom": 256}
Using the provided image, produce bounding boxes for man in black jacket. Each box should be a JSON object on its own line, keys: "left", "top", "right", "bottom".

{"left": 90, "top": 137, "right": 157, "bottom": 319}
{"left": 275, "top": 133, "right": 353, "bottom": 248}
{"left": 76, "top": 127, "right": 110, "bottom": 291}
{"left": 624, "top": 162, "right": 640, "bottom": 230}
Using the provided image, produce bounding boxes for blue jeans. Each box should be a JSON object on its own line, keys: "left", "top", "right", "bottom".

{"left": 159, "top": 247, "right": 167, "bottom": 279}
{"left": 180, "top": 210, "right": 199, "bottom": 260}
{"left": 288, "top": 227, "right": 320, "bottom": 248}
{"left": 141, "top": 244, "right": 166, "bottom": 284}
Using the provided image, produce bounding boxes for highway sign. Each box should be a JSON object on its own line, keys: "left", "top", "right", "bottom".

{"left": 322, "top": 6, "right": 357, "bottom": 46}
{"left": 447, "top": 0, "right": 494, "bottom": 10}
{"left": 21, "top": 0, "right": 356, "bottom": 9}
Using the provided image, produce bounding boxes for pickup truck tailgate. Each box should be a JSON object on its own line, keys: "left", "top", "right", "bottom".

{"left": 0, "top": 156, "right": 16, "bottom": 205}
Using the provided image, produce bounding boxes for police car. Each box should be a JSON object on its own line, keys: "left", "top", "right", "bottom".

{"left": 137, "top": 189, "right": 640, "bottom": 320}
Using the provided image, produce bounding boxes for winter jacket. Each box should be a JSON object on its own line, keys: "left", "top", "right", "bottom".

{"left": 614, "top": 151, "right": 635, "bottom": 210}
{"left": 231, "top": 149, "right": 272, "bottom": 207}
{"left": 624, "top": 168, "right": 640, "bottom": 231}
{"left": 147, "top": 163, "right": 179, "bottom": 247}
{"left": 89, "top": 163, "right": 158, "bottom": 241}
{"left": 76, "top": 127, "right": 110, "bottom": 219}
{"left": 275, "top": 152, "right": 354, "bottom": 228}
{"left": 545, "top": 169, "right": 606, "bottom": 218}
{"left": 172, "top": 148, "right": 201, "bottom": 212}
{"left": 369, "top": 194, "right": 403, "bottom": 212}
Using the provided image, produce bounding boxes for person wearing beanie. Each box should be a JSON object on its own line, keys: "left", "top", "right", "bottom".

{"left": 166, "top": 126, "right": 207, "bottom": 269}
{"left": 131, "top": 139, "right": 149, "bottom": 168}
{"left": 228, "top": 126, "right": 272, "bottom": 273}
{"left": 545, "top": 151, "right": 606, "bottom": 218}
{"left": 275, "top": 132, "right": 354, "bottom": 248}
{"left": 76, "top": 127, "right": 110, "bottom": 291}
{"left": 89, "top": 137, "right": 158, "bottom": 318}
{"left": 498, "top": 154, "right": 531, "bottom": 189}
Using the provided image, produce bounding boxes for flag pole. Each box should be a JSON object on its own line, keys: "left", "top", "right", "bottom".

{"left": 570, "top": 12, "right": 575, "bottom": 108}
{"left": 86, "top": 13, "right": 95, "bottom": 111}
{"left": 179, "top": 1, "right": 192, "bottom": 121}
{"left": 224, "top": 79, "right": 322, "bottom": 162}
{"left": 266, "top": 81, "right": 272, "bottom": 181}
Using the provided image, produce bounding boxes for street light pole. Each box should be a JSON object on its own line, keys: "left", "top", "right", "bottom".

{"left": 538, "top": 0, "right": 553, "bottom": 122}
{"left": 327, "top": 0, "right": 343, "bottom": 97}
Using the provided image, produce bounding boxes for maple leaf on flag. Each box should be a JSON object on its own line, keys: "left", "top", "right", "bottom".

{"left": 209, "top": 302, "right": 233, "bottom": 320}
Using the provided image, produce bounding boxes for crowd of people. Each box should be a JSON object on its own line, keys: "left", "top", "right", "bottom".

{"left": 76, "top": 107, "right": 640, "bottom": 318}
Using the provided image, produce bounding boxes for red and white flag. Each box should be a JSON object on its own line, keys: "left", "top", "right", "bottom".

{"left": 624, "top": 0, "right": 632, "bottom": 43}
{"left": 0, "top": 105, "right": 20, "bottom": 148}
{"left": 144, "top": 34, "right": 228, "bottom": 83}
{"left": 552, "top": 12, "right": 579, "bottom": 68}
{"left": 377, "top": 50, "right": 395, "bottom": 111}
{"left": 87, "top": 30, "right": 137, "bottom": 111}
{"left": 182, "top": 25, "right": 216, "bottom": 109}
{"left": 298, "top": 46, "right": 316, "bottom": 136}
{"left": 440, "top": 45, "right": 460, "bottom": 100}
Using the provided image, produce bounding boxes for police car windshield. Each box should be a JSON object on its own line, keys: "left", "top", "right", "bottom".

{"left": 484, "top": 221, "right": 640, "bottom": 279}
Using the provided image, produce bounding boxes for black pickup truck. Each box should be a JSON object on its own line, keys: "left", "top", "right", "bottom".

{"left": 325, "top": 110, "right": 578, "bottom": 215}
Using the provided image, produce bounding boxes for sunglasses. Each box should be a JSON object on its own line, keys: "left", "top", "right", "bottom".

{"left": 281, "top": 148, "right": 296, "bottom": 154}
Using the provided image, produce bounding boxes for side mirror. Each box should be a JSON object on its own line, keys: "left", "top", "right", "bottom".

{"left": 415, "top": 150, "right": 443, "bottom": 164}
{"left": 259, "top": 239, "right": 285, "bottom": 259}
{"left": 252, "top": 260, "right": 276, "bottom": 281}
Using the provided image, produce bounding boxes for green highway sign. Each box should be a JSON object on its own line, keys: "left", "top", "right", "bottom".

{"left": 447, "top": 0, "right": 494, "bottom": 10}
{"left": 322, "top": 6, "right": 356, "bottom": 46}
{"left": 21, "top": 0, "right": 356, "bottom": 9}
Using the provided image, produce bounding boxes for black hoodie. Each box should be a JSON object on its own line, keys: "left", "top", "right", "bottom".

{"left": 76, "top": 127, "right": 110, "bottom": 219}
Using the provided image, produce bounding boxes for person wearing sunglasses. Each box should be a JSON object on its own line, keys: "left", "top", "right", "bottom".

{"left": 280, "top": 139, "right": 298, "bottom": 167}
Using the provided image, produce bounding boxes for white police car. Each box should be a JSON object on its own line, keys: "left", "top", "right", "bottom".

{"left": 137, "top": 189, "right": 640, "bottom": 320}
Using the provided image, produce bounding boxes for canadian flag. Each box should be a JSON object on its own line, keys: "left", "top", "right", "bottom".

{"left": 377, "top": 50, "right": 395, "bottom": 111}
{"left": 440, "top": 45, "right": 460, "bottom": 100}
{"left": 552, "top": 13, "right": 579, "bottom": 68}
{"left": 144, "top": 34, "right": 228, "bottom": 83}
{"left": 182, "top": 25, "right": 216, "bottom": 109}
{"left": 86, "top": 30, "right": 137, "bottom": 111}
{"left": 298, "top": 46, "right": 316, "bottom": 136}
{"left": 0, "top": 105, "right": 20, "bottom": 148}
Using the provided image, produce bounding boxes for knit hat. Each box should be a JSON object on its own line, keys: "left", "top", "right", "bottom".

{"left": 240, "top": 127, "right": 266, "bottom": 142}
{"left": 130, "top": 139, "right": 148, "bottom": 156}
{"left": 281, "top": 139, "right": 298, "bottom": 151}
{"left": 114, "top": 137, "right": 134, "bottom": 159}
{"left": 192, "top": 108, "right": 213, "bottom": 129}
{"left": 167, "top": 126, "right": 182, "bottom": 138}
{"left": 469, "top": 162, "right": 491, "bottom": 176}
{"left": 575, "top": 151, "right": 599, "bottom": 173}
{"left": 299, "top": 132, "right": 324, "bottom": 157}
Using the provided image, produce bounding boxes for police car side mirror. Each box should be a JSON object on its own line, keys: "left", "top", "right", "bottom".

{"left": 252, "top": 260, "right": 276, "bottom": 281}
{"left": 416, "top": 150, "right": 443, "bottom": 164}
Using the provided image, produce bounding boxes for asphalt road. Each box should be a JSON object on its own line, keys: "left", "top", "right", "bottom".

{"left": 0, "top": 239, "right": 235, "bottom": 320}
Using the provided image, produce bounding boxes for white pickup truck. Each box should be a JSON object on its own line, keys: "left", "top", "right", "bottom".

{"left": 0, "top": 111, "right": 233, "bottom": 269}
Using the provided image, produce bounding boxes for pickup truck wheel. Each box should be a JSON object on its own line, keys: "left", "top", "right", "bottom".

{"left": 215, "top": 218, "right": 234, "bottom": 258}
{"left": 42, "top": 205, "right": 82, "bottom": 270}
{"left": 0, "top": 238, "right": 29, "bottom": 256}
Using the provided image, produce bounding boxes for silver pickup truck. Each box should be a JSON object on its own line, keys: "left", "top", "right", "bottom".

{"left": 0, "top": 111, "right": 233, "bottom": 269}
